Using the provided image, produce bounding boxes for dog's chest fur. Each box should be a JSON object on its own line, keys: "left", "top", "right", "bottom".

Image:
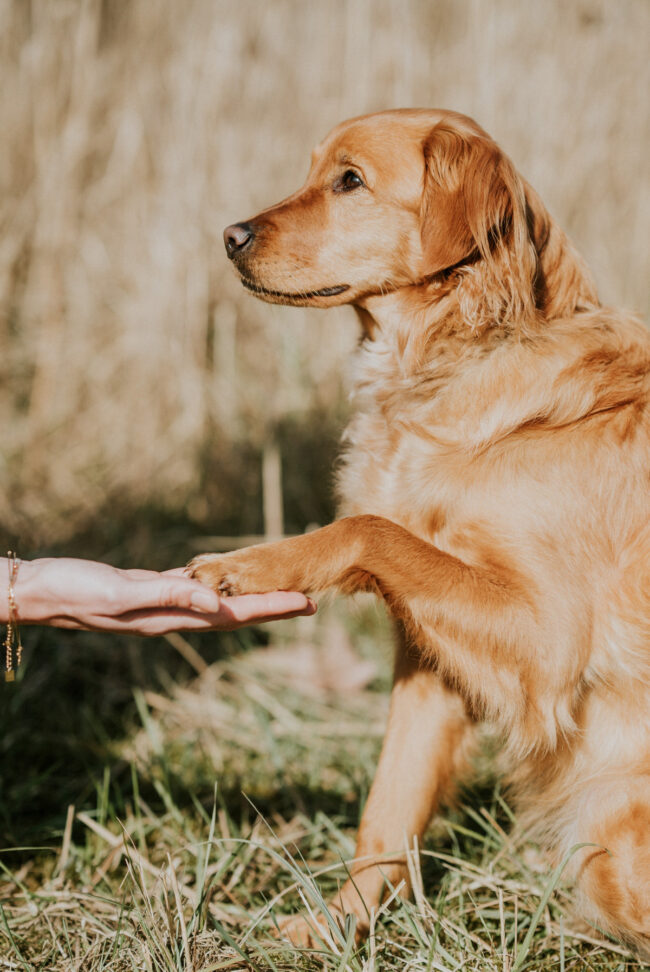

{"left": 336, "top": 315, "right": 650, "bottom": 807}
{"left": 336, "top": 314, "right": 649, "bottom": 568}
{"left": 336, "top": 328, "right": 546, "bottom": 563}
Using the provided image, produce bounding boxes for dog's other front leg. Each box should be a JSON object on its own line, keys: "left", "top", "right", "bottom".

{"left": 279, "top": 635, "right": 475, "bottom": 945}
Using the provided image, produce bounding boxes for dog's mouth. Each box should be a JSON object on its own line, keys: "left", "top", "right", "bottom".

{"left": 240, "top": 276, "right": 349, "bottom": 301}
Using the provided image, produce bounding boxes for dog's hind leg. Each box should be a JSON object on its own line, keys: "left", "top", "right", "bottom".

{"left": 574, "top": 773, "right": 650, "bottom": 958}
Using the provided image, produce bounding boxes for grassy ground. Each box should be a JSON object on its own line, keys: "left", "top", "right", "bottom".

{"left": 0, "top": 598, "right": 644, "bottom": 971}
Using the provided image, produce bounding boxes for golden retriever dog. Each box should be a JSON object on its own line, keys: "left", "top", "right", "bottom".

{"left": 190, "top": 109, "right": 650, "bottom": 952}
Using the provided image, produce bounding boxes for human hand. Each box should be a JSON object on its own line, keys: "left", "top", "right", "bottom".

{"left": 7, "top": 558, "right": 316, "bottom": 636}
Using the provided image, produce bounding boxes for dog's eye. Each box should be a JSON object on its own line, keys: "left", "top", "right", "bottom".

{"left": 335, "top": 169, "right": 365, "bottom": 192}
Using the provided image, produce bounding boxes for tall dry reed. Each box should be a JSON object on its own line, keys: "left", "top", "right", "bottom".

{"left": 0, "top": 0, "right": 648, "bottom": 543}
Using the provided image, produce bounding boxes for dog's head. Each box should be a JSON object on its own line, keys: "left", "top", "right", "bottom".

{"left": 223, "top": 109, "right": 590, "bottom": 328}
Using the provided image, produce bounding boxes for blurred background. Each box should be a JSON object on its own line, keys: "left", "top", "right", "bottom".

{"left": 0, "top": 0, "right": 648, "bottom": 555}
{"left": 0, "top": 4, "right": 649, "bottom": 964}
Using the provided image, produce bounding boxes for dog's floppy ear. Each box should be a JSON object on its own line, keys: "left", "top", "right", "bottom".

{"left": 420, "top": 124, "right": 538, "bottom": 330}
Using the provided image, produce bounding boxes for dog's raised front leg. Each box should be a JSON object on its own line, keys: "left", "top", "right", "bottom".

{"left": 190, "top": 513, "right": 536, "bottom": 667}
{"left": 190, "top": 512, "right": 544, "bottom": 745}
{"left": 189, "top": 515, "right": 391, "bottom": 597}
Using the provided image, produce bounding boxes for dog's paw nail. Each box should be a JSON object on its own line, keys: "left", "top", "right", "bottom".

{"left": 218, "top": 578, "right": 237, "bottom": 596}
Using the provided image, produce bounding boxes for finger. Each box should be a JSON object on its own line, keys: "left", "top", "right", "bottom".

{"left": 163, "top": 571, "right": 316, "bottom": 617}
{"left": 115, "top": 576, "right": 224, "bottom": 614}
{"left": 127, "top": 567, "right": 219, "bottom": 579}
{"left": 93, "top": 596, "right": 317, "bottom": 636}
{"left": 217, "top": 592, "right": 316, "bottom": 624}
{"left": 218, "top": 607, "right": 318, "bottom": 629}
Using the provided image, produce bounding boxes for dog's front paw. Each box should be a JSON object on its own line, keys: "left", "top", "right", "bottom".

{"left": 274, "top": 912, "right": 333, "bottom": 948}
{"left": 275, "top": 904, "right": 366, "bottom": 948}
{"left": 188, "top": 546, "right": 290, "bottom": 596}
{"left": 187, "top": 555, "right": 230, "bottom": 595}
{"left": 188, "top": 552, "right": 250, "bottom": 596}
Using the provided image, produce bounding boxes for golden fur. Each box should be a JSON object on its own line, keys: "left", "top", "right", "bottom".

{"left": 191, "top": 109, "right": 650, "bottom": 952}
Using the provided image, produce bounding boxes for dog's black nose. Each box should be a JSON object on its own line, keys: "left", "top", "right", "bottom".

{"left": 224, "top": 222, "right": 254, "bottom": 258}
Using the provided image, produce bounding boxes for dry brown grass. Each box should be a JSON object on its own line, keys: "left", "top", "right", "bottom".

{"left": 0, "top": 0, "right": 648, "bottom": 544}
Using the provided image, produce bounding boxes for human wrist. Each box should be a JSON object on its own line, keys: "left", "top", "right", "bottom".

{"left": 1, "top": 553, "right": 24, "bottom": 680}
{"left": 7, "top": 558, "right": 53, "bottom": 624}
{"left": 0, "top": 556, "right": 21, "bottom": 623}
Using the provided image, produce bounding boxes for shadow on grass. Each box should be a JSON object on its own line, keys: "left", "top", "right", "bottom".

{"left": 0, "top": 627, "right": 504, "bottom": 906}
{"left": 0, "top": 622, "right": 269, "bottom": 850}
{"left": 0, "top": 616, "right": 504, "bottom": 857}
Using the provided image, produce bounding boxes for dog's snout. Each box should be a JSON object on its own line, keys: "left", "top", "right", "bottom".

{"left": 224, "top": 222, "right": 254, "bottom": 259}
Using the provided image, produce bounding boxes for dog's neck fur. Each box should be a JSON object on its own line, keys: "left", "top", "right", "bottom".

{"left": 350, "top": 216, "right": 643, "bottom": 455}
{"left": 356, "top": 197, "right": 599, "bottom": 356}
{"left": 351, "top": 196, "right": 601, "bottom": 390}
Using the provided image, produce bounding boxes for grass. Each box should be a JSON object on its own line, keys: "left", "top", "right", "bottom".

{"left": 0, "top": 599, "right": 644, "bottom": 971}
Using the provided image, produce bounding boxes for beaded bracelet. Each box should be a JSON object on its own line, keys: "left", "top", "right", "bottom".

{"left": 4, "top": 552, "right": 22, "bottom": 682}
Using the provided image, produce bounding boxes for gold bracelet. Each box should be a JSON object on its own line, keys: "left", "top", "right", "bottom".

{"left": 4, "top": 551, "right": 22, "bottom": 682}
